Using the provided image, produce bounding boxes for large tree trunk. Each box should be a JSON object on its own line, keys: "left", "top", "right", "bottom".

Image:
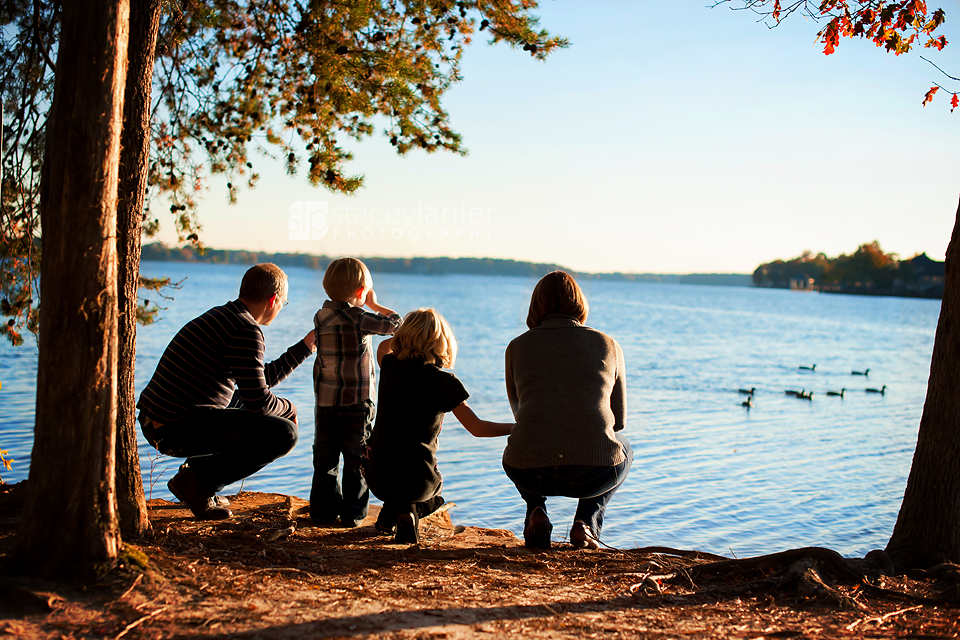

{"left": 885, "top": 196, "right": 960, "bottom": 570}
{"left": 16, "top": 0, "right": 130, "bottom": 576}
{"left": 115, "top": 0, "right": 162, "bottom": 539}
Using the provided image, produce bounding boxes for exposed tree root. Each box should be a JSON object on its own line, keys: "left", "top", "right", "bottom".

{"left": 657, "top": 546, "right": 960, "bottom": 608}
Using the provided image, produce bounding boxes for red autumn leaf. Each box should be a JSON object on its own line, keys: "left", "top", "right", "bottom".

{"left": 922, "top": 86, "right": 939, "bottom": 107}
{"left": 952, "top": 93, "right": 959, "bottom": 113}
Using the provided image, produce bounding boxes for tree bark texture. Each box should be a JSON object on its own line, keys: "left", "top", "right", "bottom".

{"left": 115, "top": 0, "right": 161, "bottom": 539}
{"left": 16, "top": 0, "right": 130, "bottom": 576}
{"left": 886, "top": 196, "right": 960, "bottom": 570}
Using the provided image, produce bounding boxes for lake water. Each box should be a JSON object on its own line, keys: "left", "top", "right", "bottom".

{"left": 0, "top": 262, "right": 940, "bottom": 557}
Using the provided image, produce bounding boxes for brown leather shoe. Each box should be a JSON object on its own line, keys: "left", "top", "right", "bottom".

{"left": 168, "top": 465, "right": 232, "bottom": 520}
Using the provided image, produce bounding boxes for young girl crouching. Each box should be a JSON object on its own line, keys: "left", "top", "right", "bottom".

{"left": 363, "top": 308, "right": 513, "bottom": 543}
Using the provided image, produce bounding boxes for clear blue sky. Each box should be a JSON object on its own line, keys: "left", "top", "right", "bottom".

{"left": 153, "top": 1, "right": 960, "bottom": 274}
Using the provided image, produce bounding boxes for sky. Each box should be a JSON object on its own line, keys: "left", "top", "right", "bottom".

{"left": 151, "top": 1, "right": 960, "bottom": 275}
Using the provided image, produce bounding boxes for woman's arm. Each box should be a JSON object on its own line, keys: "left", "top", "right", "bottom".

{"left": 504, "top": 343, "right": 519, "bottom": 417}
{"left": 377, "top": 337, "right": 393, "bottom": 365}
{"left": 452, "top": 402, "right": 513, "bottom": 437}
{"left": 610, "top": 341, "right": 627, "bottom": 431}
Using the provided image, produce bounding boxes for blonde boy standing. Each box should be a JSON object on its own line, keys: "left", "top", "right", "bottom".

{"left": 311, "top": 258, "right": 401, "bottom": 525}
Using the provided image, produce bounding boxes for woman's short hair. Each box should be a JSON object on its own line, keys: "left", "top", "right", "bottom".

{"left": 526, "top": 270, "right": 589, "bottom": 329}
{"left": 323, "top": 257, "right": 371, "bottom": 302}
{"left": 239, "top": 263, "right": 287, "bottom": 303}
{"left": 391, "top": 308, "right": 458, "bottom": 368}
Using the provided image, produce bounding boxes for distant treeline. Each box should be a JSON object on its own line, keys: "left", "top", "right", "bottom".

{"left": 753, "top": 241, "right": 944, "bottom": 298}
{"left": 140, "top": 243, "right": 754, "bottom": 287}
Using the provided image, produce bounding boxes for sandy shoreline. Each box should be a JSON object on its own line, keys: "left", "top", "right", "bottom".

{"left": 1, "top": 487, "right": 957, "bottom": 639}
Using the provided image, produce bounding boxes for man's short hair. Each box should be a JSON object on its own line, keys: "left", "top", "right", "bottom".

{"left": 323, "top": 257, "right": 371, "bottom": 302}
{"left": 239, "top": 263, "right": 287, "bottom": 302}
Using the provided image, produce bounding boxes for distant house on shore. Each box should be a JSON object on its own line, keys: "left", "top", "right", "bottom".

{"left": 789, "top": 274, "right": 817, "bottom": 291}
{"left": 909, "top": 253, "right": 945, "bottom": 295}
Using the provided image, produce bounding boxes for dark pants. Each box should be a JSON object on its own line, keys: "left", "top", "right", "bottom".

{"left": 139, "top": 401, "right": 298, "bottom": 496}
{"left": 310, "top": 400, "right": 374, "bottom": 524}
{"left": 502, "top": 433, "right": 633, "bottom": 539}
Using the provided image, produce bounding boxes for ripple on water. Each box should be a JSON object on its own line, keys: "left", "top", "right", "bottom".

{"left": 0, "top": 270, "right": 939, "bottom": 553}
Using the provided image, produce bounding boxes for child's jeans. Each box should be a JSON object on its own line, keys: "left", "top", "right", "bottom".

{"left": 310, "top": 400, "right": 375, "bottom": 524}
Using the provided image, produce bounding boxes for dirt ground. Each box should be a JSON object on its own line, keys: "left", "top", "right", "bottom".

{"left": 1, "top": 484, "right": 958, "bottom": 639}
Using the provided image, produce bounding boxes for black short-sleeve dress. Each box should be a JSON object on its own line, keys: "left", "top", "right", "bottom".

{"left": 365, "top": 354, "right": 470, "bottom": 505}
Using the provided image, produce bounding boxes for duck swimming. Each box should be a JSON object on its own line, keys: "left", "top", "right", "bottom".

{"left": 866, "top": 385, "right": 887, "bottom": 395}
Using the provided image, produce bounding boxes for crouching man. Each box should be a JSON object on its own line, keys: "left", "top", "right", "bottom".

{"left": 137, "top": 263, "right": 316, "bottom": 520}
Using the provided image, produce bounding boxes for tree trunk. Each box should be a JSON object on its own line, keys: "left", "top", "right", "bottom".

{"left": 16, "top": 0, "right": 130, "bottom": 576}
{"left": 885, "top": 196, "right": 960, "bottom": 570}
{"left": 115, "top": 0, "right": 161, "bottom": 539}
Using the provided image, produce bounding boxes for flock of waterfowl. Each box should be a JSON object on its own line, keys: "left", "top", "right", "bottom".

{"left": 738, "top": 365, "right": 888, "bottom": 409}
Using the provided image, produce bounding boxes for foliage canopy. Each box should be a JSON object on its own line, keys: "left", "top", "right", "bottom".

{"left": 0, "top": 0, "right": 567, "bottom": 344}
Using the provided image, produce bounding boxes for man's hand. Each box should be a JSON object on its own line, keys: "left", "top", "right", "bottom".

{"left": 303, "top": 329, "right": 317, "bottom": 352}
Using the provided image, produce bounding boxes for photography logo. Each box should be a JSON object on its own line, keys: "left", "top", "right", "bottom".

{"left": 289, "top": 201, "right": 328, "bottom": 240}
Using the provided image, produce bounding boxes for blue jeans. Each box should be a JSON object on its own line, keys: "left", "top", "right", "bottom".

{"left": 310, "top": 400, "right": 375, "bottom": 524}
{"left": 139, "top": 396, "right": 298, "bottom": 495}
{"left": 502, "top": 433, "right": 633, "bottom": 539}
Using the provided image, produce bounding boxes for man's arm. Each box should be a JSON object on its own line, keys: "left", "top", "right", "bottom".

{"left": 227, "top": 326, "right": 298, "bottom": 419}
{"left": 263, "top": 332, "right": 314, "bottom": 388}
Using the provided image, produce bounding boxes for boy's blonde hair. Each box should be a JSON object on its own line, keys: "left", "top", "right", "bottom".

{"left": 391, "top": 308, "right": 458, "bottom": 369}
{"left": 323, "top": 257, "right": 371, "bottom": 302}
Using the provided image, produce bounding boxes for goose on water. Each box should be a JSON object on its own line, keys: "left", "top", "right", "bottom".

{"left": 784, "top": 389, "right": 801, "bottom": 396}
{"left": 739, "top": 387, "right": 756, "bottom": 395}
{"left": 866, "top": 385, "right": 887, "bottom": 395}
{"left": 742, "top": 397, "right": 754, "bottom": 409}
{"left": 852, "top": 369, "right": 870, "bottom": 376}
{"left": 799, "top": 364, "right": 816, "bottom": 371}
{"left": 826, "top": 389, "right": 846, "bottom": 398}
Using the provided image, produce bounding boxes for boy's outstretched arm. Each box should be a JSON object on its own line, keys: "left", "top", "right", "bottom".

{"left": 364, "top": 289, "right": 397, "bottom": 317}
{"left": 452, "top": 402, "right": 513, "bottom": 437}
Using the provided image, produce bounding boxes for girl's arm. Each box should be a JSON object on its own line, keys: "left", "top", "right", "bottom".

{"left": 377, "top": 338, "right": 393, "bottom": 365}
{"left": 452, "top": 402, "right": 513, "bottom": 437}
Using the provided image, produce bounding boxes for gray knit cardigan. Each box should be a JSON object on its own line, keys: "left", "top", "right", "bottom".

{"left": 501, "top": 315, "right": 628, "bottom": 469}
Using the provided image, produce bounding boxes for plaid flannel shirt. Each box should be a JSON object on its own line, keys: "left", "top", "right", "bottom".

{"left": 313, "top": 300, "right": 402, "bottom": 407}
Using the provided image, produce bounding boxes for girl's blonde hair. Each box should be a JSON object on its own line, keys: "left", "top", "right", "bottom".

{"left": 392, "top": 308, "right": 458, "bottom": 368}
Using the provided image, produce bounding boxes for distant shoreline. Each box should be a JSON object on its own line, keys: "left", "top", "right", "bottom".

{"left": 141, "top": 243, "right": 755, "bottom": 288}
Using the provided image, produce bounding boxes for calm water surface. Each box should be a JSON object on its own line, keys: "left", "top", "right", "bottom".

{"left": 0, "top": 262, "right": 939, "bottom": 556}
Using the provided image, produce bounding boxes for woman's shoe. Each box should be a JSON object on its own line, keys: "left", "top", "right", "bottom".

{"left": 570, "top": 520, "right": 600, "bottom": 549}
{"left": 395, "top": 511, "right": 420, "bottom": 544}
{"left": 523, "top": 507, "right": 552, "bottom": 549}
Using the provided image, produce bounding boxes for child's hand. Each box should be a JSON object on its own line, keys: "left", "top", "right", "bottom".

{"left": 364, "top": 288, "right": 378, "bottom": 308}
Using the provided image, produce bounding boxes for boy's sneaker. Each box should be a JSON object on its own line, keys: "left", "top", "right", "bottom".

{"left": 307, "top": 513, "right": 340, "bottom": 526}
